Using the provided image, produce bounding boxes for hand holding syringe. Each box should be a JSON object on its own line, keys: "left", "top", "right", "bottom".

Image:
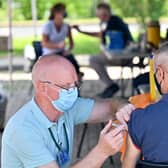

{"left": 112, "top": 122, "right": 127, "bottom": 132}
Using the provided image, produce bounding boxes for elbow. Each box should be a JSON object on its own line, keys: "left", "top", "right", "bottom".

{"left": 70, "top": 44, "right": 74, "bottom": 50}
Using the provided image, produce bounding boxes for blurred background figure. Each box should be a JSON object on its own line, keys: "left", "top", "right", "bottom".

{"left": 42, "top": 3, "right": 83, "bottom": 81}
{"left": 73, "top": 2, "right": 133, "bottom": 98}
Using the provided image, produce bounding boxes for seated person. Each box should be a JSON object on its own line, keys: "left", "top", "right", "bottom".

{"left": 122, "top": 42, "right": 168, "bottom": 168}
{"left": 73, "top": 3, "right": 133, "bottom": 98}
{"left": 42, "top": 3, "right": 83, "bottom": 80}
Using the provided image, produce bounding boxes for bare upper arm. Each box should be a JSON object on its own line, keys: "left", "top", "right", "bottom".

{"left": 122, "top": 134, "right": 141, "bottom": 168}
{"left": 38, "top": 161, "right": 59, "bottom": 168}
{"left": 42, "top": 34, "right": 49, "bottom": 46}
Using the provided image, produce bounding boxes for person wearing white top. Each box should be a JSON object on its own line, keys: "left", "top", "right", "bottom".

{"left": 42, "top": 3, "right": 83, "bottom": 80}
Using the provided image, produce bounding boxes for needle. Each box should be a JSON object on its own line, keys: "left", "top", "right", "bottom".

{"left": 112, "top": 123, "right": 121, "bottom": 128}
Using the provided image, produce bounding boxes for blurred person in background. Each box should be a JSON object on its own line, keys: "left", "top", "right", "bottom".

{"left": 42, "top": 3, "right": 83, "bottom": 80}
{"left": 73, "top": 2, "right": 133, "bottom": 98}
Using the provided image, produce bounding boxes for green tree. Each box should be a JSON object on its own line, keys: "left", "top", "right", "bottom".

{"left": 2, "top": 0, "right": 168, "bottom": 21}
{"left": 110, "top": 0, "right": 168, "bottom": 28}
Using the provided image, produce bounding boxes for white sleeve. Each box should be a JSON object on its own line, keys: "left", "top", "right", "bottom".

{"left": 42, "top": 23, "right": 50, "bottom": 35}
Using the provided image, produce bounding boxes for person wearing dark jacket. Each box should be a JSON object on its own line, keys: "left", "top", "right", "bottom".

{"left": 73, "top": 3, "right": 133, "bottom": 98}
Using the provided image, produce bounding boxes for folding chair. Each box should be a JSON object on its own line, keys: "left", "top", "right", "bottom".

{"left": 136, "top": 160, "right": 168, "bottom": 168}
{"left": 32, "top": 41, "right": 42, "bottom": 62}
{"left": 0, "top": 93, "right": 7, "bottom": 132}
{"left": 28, "top": 41, "right": 42, "bottom": 95}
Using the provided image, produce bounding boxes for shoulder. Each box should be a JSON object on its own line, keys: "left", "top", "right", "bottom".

{"left": 43, "top": 21, "right": 53, "bottom": 27}
{"left": 67, "top": 97, "right": 95, "bottom": 114}
{"left": 130, "top": 102, "right": 156, "bottom": 121}
{"left": 73, "top": 97, "right": 95, "bottom": 109}
{"left": 129, "top": 100, "right": 163, "bottom": 129}
{"left": 3, "top": 101, "right": 37, "bottom": 143}
{"left": 62, "top": 23, "right": 69, "bottom": 31}
{"left": 110, "top": 15, "right": 123, "bottom": 22}
{"left": 3, "top": 122, "right": 41, "bottom": 152}
{"left": 4, "top": 101, "right": 31, "bottom": 129}
{"left": 66, "top": 97, "right": 95, "bottom": 125}
{"left": 141, "top": 99, "right": 164, "bottom": 117}
{"left": 42, "top": 21, "right": 53, "bottom": 31}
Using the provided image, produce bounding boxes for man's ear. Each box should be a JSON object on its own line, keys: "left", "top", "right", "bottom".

{"left": 36, "top": 81, "right": 46, "bottom": 94}
{"left": 157, "top": 66, "right": 164, "bottom": 84}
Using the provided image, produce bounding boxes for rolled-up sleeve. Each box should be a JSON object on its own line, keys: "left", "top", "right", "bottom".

{"left": 69, "top": 97, "right": 95, "bottom": 125}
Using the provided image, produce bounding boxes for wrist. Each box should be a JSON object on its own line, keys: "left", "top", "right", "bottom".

{"left": 94, "top": 144, "right": 109, "bottom": 161}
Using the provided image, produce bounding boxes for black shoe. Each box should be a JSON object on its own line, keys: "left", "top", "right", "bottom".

{"left": 97, "top": 83, "right": 120, "bottom": 98}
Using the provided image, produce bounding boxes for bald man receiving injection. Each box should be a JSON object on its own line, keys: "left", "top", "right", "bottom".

{"left": 2, "top": 55, "right": 135, "bottom": 168}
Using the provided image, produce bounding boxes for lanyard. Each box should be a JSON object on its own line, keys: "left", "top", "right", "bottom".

{"left": 48, "top": 123, "right": 69, "bottom": 152}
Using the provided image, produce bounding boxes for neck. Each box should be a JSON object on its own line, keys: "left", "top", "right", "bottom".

{"left": 107, "top": 15, "right": 111, "bottom": 21}
{"left": 54, "top": 21, "right": 62, "bottom": 28}
{"left": 34, "top": 94, "right": 62, "bottom": 122}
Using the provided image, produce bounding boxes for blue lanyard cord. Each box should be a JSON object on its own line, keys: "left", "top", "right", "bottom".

{"left": 48, "top": 123, "right": 69, "bottom": 152}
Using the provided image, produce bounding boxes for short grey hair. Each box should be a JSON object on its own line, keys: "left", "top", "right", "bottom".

{"left": 155, "top": 42, "right": 168, "bottom": 57}
{"left": 154, "top": 42, "right": 168, "bottom": 67}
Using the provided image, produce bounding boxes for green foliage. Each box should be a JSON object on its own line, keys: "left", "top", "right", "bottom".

{"left": 0, "top": 0, "right": 168, "bottom": 24}
{"left": 0, "top": 31, "right": 141, "bottom": 57}
{"left": 4, "top": 0, "right": 98, "bottom": 20}
{"left": 110, "top": 0, "right": 168, "bottom": 27}
{"left": 10, "top": 33, "right": 100, "bottom": 56}
{"left": 0, "top": 0, "right": 2, "bottom": 8}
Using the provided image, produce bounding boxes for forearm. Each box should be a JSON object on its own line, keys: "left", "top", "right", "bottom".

{"left": 69, "top": 41, "right": 74, "bottom": 50}
{"left": 71, "top": 146, "right": 108, "bottom": 168}
{"left": 78, "top": 30, "right": 101, "bottom": 38}
{"left": 42, "top": 41, "right": 61, "bottom": 49}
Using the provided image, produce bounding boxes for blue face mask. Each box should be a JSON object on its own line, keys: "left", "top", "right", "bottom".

{"left": 51, "top": 87, "right": 78, "bottom": 112}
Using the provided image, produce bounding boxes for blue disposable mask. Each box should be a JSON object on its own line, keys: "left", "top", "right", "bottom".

{"left": 51, "top": 87, "right": 78, "bottom": 112}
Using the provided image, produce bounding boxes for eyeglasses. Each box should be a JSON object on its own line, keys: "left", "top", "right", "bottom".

{"left": 40, "top": 80, "right": 82, "bottom": 91}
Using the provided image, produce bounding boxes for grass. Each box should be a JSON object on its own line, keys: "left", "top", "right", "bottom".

{"left": 0, "top": 33, "right": 101, "bottom": 57}
{"left": 1, "top": 17, "right": 168, "bottom": 27}
{"left": 0, "top": 17, "right": 167, "bottom": 57}
{"left": 0, "top": 31, "right": 166, "bottom": 57}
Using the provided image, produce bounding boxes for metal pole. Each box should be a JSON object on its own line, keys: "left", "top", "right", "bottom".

{"left": 8, "top": 0, "right": 13, "bottom": 96}
{"left": 31, "top": 0, "right": 38, "bottom": 39}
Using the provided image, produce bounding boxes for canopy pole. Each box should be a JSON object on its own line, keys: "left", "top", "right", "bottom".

{"left": 31, "top": 0, "right": 38, "bottom": 39}
{"left": 8, "top": 0, "right": 13, "bottom": 96}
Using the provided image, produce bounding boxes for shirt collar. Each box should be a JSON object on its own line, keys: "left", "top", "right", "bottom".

{"left": 31, "top": 98, "right": 58, "bottom": 129}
